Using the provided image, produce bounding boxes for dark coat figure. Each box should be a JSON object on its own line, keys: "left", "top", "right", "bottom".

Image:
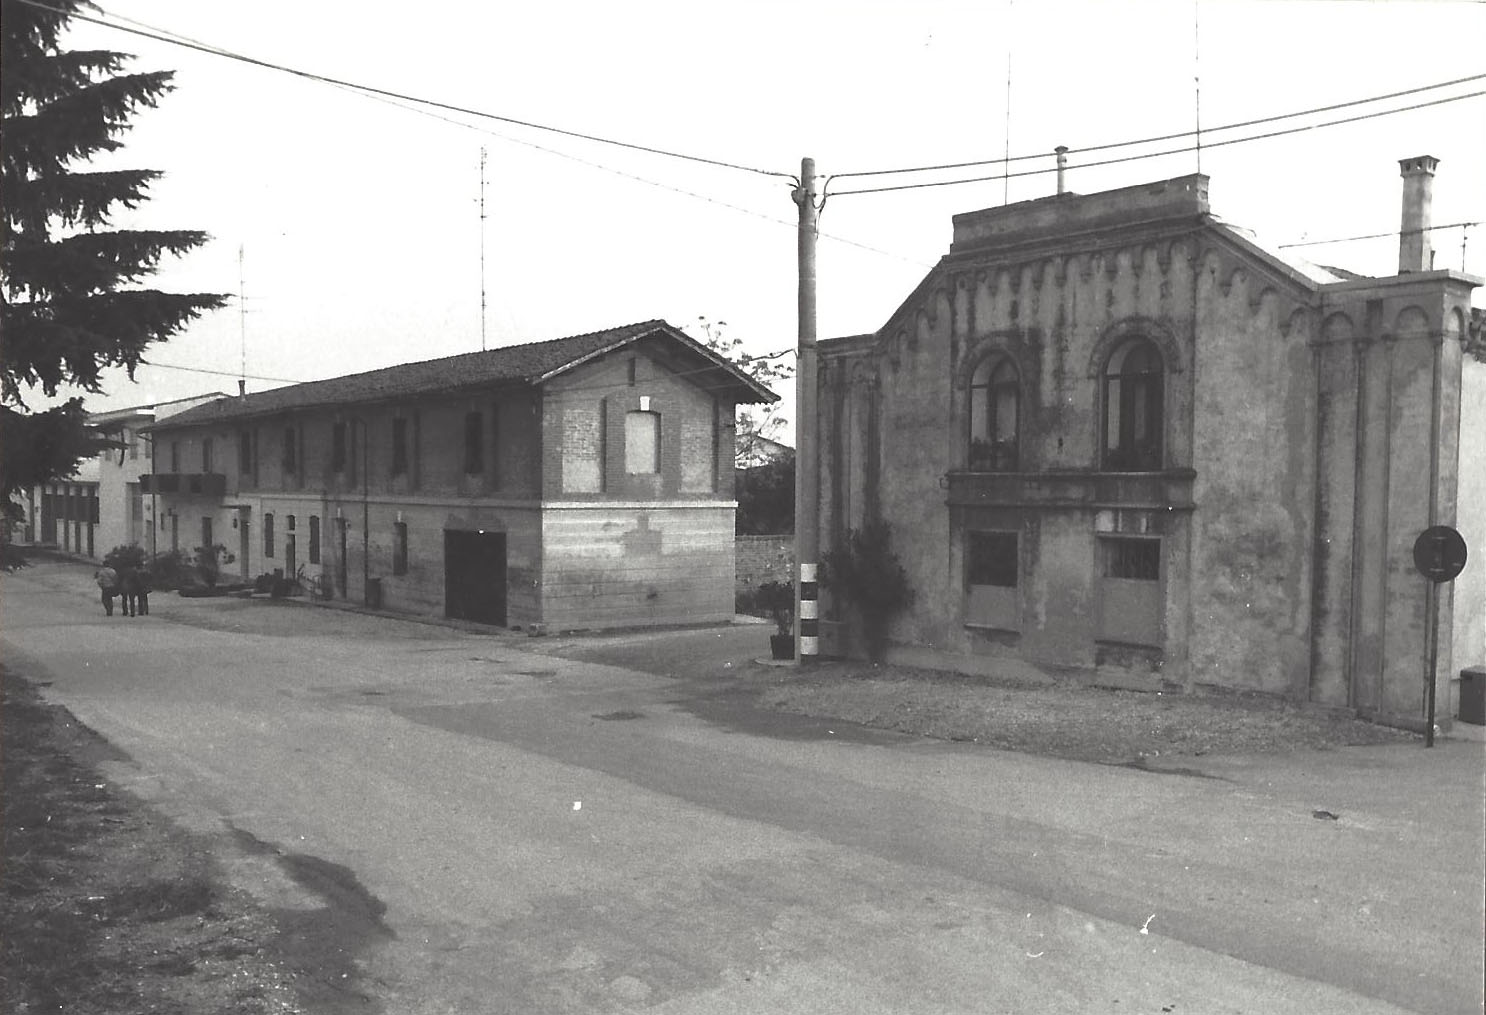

{"left": 118, "top": 567, "right": 139, "bottom": 617}
{"left": 123, "top": 568, "right": 150, "bottom": 616}
{"left": 94, "top": 566, "right": 119, "bottom": 616}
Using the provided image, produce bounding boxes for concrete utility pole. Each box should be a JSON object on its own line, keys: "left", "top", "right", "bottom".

{"left": 793, "top": 158, "right": 820, "bottom": 663}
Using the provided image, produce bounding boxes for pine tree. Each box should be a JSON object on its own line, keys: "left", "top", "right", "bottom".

{"left": 1, "top": 0, "right": 226, "bottom": 563}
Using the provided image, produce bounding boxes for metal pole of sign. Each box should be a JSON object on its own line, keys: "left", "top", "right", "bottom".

{"left": 1425, "top": 580, "right": 1438, "bottom": 748}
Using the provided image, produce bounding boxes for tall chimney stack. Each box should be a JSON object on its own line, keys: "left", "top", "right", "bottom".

{"left": 1397, "top": 155, "right": 1439, "bottom": 273}
{"left": 1055, "top": 146, "right": 1069, "bottom": 195}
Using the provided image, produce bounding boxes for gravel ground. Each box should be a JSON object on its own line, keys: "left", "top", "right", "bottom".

{"left": 757, "top": 661, "right": 1420, "bottom": 764}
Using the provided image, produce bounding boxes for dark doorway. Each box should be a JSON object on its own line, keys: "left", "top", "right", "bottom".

{"left": 444, "top": 530, "right": 507, "bottom": 626}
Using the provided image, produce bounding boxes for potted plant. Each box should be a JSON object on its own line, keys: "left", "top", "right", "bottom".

{"left": 755, "top": 580, "right": 795, "bottom": 660}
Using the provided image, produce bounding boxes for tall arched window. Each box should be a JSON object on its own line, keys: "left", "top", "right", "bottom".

{"left": 968, "top": 355, "right": 1020, "bottom": 471}
{"left": 1102, "top": 339, "right": 1163, "bottom": 471}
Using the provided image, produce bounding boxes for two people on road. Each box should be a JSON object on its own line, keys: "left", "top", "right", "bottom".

{"left": 93, "top": 565, "right": 150, "bottom": 617}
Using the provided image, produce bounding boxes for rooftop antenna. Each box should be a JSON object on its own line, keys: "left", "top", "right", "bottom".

{"left": 479, "top": 146, "right": 488, "bottom": 352}
{"left": 1193, "top": 0, "right": 1203, "bottom": 174}
{"left": 238, "top": 243, "right": 247, "bottom": 395}
{"left": 1003, "top": 0, "right": 1013, "bottom": 205}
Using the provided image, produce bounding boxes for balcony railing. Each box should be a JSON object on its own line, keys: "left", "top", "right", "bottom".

{"left": 945, "top": 468, "right": 1195, "bottom": 511}
{"left": 139, "top": 472, "right": 226, "bottom": 497}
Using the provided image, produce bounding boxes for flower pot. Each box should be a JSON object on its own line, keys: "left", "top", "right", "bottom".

{"left": 770, "top": 633, "right": 794, "bottom": 660}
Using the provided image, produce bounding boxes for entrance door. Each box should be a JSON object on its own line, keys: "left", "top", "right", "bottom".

{"left": 444, "top": 530, "right": 507, "bottom": 626}
{"left": 239, "top": 516, "right": 250, "bottom": 581}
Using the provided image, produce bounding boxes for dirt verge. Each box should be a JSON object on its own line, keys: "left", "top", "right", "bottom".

{"left": 753, "top": 660, "right": 1419, "bottom": 764}
{"left": 0, "top": 666, "right": 300, "bottom": 1014}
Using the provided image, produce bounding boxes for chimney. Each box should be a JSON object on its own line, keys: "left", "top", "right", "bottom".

{"left": 1055, "top": 146, "right": 1069, "bottom": 195}
{"left": 238, "top": 379, "right": 246, "bottom": 397}
{"left": 1397, "top": 155, "right": 1439, "bottom": 273}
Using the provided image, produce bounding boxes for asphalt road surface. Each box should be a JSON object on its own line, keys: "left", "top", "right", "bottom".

{"left": 3, "top": 562, "right": 1482, "bottom": 1014}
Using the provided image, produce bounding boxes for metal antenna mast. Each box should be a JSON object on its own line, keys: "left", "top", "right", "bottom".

{"left": 1194, "top": 0, "right": 1203, "bottom": 174}
{"left": 479, "top": 147, "right": 488, "bottom": 351}
{"left": 238, "top": 244, "right": 247, "bottom": 393}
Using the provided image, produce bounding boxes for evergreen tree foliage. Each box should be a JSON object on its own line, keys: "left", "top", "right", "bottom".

{"left": 1, "top": 0, "right": 226, "bottom": 559}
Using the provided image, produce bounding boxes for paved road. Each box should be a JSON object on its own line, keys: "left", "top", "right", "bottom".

{"left": 3, "top": 562, "right": 1482, "bottom": 1014}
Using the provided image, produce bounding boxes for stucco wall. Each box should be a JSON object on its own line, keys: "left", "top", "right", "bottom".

{"left": 541, "top": 505, "right": 735, "bottom": 629}
{"left": 1453, "top": 354, "right": 1486, "bottom": 676}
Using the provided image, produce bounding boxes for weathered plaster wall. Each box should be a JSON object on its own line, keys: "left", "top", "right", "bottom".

{"left": 1186, "top": 248, "right": 1315, "bottom": 696}
{"left": 1451, "top": 349, "right": 1486, "bottom": 676}
{"left": 541, "top": 505, "right": 735, "bottom": 629}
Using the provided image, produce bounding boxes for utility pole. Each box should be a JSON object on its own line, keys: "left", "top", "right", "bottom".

{"left": 793, "top": 157, "right": 820, "bottom": 663}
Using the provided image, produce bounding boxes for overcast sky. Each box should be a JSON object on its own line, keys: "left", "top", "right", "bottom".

{"left": 49, "top": 0, "right": 1486, "bottom": 426}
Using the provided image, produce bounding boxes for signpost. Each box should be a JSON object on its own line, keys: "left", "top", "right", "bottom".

{"left": 1412, "top": 526, "right": 1468, "bottom": 748}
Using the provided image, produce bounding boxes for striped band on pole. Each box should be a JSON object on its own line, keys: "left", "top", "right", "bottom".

{"left": 799, "top": 562, "right": 819, "bottom": 659}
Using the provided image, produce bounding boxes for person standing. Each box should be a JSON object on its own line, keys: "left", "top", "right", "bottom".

{"left": 118, "top": 566, "right": 138, "bottom": 617}
{"left": 132, "top": 568, "right": 151, "bottom": 616}
{"left": 94, "top": 565, "right": 119, "bottom": 616}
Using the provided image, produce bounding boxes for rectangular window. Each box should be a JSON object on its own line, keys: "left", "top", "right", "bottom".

{"left": 966, "top": 531, "right": 1018, "bottom": 588}
{"left": 283, "top": 427, "right": 297, "bottom": 474}
{"left": 287, "top": 514, "right": 296, "bottom": 531}
{"left": 308, "top": 515, "right": 321, "bottom": 564}
{"left": 263, "top": 513, "right": 275, "bottom": 558}
{"left": 202, "top": 437, "right": 214, "bottom": 473}
{"left": 391, "top": 418, "right": 408, "bottom": 476}
{"left": 332, "top": 422, "right": 347, "bottom": 472}
{"left": 202, "top": 516, "right": 213, "bottom": 552}
{"left": 392, "top": 521, "right": 408, "bottom": 575}
{"left": 128, "top": 427, "right": 139, "bottom": 460}
{"left": 170, "top": 441, "right": 180, "bottom": 472}
{"left": 238, "top": 430, "right": 252, "bottom": 474}
{"left": 1102, "top": 537, "right": 1160, "bottom": 581}
{"left": 625, "top": 410, "right": 661, "bottom": 474}
{"left": 464, "top": 412, "right": 484, "bottom": 473}
{"left": 488, "top": 407, "right": 500, "bottom": 486}
{"left": 965, "top": 530, "right": 1019, "bottom": 631}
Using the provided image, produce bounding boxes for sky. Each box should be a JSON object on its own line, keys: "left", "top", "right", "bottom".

{"left": 40, "top": 0, "right": 1486, "bottom": 429}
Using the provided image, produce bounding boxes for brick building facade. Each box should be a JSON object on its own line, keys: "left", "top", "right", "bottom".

{"left": 145, "top": 321, "right": 775, "bottom": 630}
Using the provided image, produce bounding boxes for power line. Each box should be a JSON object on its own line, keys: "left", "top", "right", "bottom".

{"left": 826, "top": 88, "right": 1486, "bottom": 197}
{"left": 828, "top": 70, "right": 1486, "bottom": 183}
{"left": 140, "top": 359, "right": 304, "bottom": 385}
{"left": 1278, "top": 221, "right": 1479, "bottom": 249}
{"left": 21, "top": 0, "right": 792, "bottom": 181}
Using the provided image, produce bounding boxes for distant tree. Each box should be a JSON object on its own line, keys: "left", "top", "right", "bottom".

{"left": 0, "top": 0, "right": 227, "bottom": 566}
{"left": 735, "top": 450, "right": 794, "bottom": 535}
{"left": 695, "top": 317, "right": 792, "bottom": 467}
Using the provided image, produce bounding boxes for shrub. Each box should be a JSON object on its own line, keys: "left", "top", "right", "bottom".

{"left": 191, "top": 543, "right": 235, "bottom": 587}
{"left": 752, "top": 580, "right": 794, "bottom": 635}
{"left": 145, "top": 550, "right": 190, "bottom": 590}
{"left": 821, "top": 521, "right": 914, "bottom": 663}
{"left": 102, "top": 544, "right": 147, "bottom": 573}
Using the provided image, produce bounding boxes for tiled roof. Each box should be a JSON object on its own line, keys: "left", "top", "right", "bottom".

{"left": 152, "top": 320, "right": 776, "bottom": 430}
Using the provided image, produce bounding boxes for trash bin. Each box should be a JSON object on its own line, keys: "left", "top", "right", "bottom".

{"left": 1459, "top": 667, "right": 1486, "bottom": 726}
{"left": 365, "top": 577, "right": 383, "bottom": 610}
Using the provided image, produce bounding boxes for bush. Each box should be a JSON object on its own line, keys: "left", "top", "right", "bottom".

{"left": 191, "top": 543, "right": 235, "bottom": 588}
{"left": 821, "top": 521, "right": 914, "bottom": 663}
{"left": 144, "top": 550, "right": 191, "bottom": 591}
{"left": 746, "top": 580, "right": 794, "bottom": 635}
{"left": 102, "top": 544, "right": 147, "bottom": 573}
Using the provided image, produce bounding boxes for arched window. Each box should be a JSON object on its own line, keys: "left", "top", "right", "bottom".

{"left": 1102, "top": 339, "right": 1163, "bottom": 471}
{"left": 968, "top": 355, "right": 1020, "bottom": 471}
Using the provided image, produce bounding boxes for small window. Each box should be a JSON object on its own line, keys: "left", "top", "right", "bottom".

{"left": 331, "top": 422, "right": 347, "bottom": 473}
{"left": 308, "top": 516, "right": 321, "bottom": 564}
{"left": 392, "top": 521, "right": 408, "bottom": 575}
{"left": 202, "top": 516, "right": 213, "bottom": 551}
{"left": 968, "top": 356, "right": 1020, "bottom": 471}
{"left": 1102, "top": 339, "right": 1164, "bottom": 471}
{"left": 283, "top": 427, "right": 297, "bottom": 474}
{"left": 625, "top": 410, "right": 661, "bottom": 474}
{"left": 1102, "top": 537, "right": 1160, "bottom": 581}
{"left": 287, "top": 514, "right": 296, "bottom": 531}
{"left": 202, "top": 437, "right": 214, "bottom": 473}
{"left": 967, "top": 531, "right": 1018, "bottom": 588}
{"left": 238, "top": 430, "right": 252, "bottom": 474}
{"left": 263, "top": 513, "right": 275, "bottom": 558}
{"left": 464, "top": 411, "right": 484, "bottom": 474}
{"left": 170, "top": 441, "right": 180, "bottom": 472}
{"left": 127, "top": 427, "right": 139, "bottom": 460}
{"left": 391, "top": 418, "right": 408, "bottom": 476}
{"left": 488, "top": 407, "right": 500, "bottom": 486}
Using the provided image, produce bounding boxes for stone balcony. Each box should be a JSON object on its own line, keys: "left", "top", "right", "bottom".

{"left": 139, "top": 472, "right": 227, "bottom": 497}
{"left": 944, "top": 468, "right": 1196, "bottom": 511}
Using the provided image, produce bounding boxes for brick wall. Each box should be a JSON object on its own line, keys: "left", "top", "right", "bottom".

{"left": 735, "top": 534, "right": 794, "bottom": 594}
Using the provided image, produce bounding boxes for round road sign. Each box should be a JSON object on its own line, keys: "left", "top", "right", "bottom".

{"left": 1413, "top": 525, "right": 1468, "bottom": 584}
